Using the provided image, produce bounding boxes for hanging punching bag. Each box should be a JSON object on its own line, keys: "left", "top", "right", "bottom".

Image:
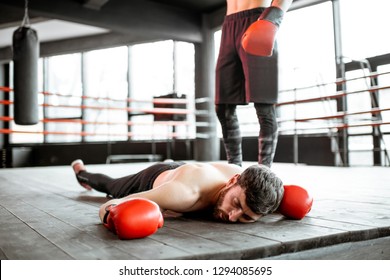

{"left": 12, "top": 26, "right": 39, "bottom": 125}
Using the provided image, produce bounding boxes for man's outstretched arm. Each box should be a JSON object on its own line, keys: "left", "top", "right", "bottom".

{"left": 99, "top": 180, "right": 200, "bottom": 222}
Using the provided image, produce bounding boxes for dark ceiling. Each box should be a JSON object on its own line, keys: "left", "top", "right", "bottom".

{"left": 0, "top": 1, "right": 314, "bottom": 34}
{"left": 0, "top": 0, "right": 226, "bottom": 27}
{"left": 0, "top": 0, "right": 313, "bottom": 60}
{"left": 0, "top": 0, "right": 228, "bottom": 46}
{"left": 150, "top": 0, "right": 225, "bottom": 12}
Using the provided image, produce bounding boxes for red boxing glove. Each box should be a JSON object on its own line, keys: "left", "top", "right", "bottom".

{"left": 103, "top": 198, "right": 164, "bottom": 239}
{"left": 278, "top": 185, "right": 313, "bottom": 220}
{"left": 241, "top": 6, "right": 284, "bottom": 56}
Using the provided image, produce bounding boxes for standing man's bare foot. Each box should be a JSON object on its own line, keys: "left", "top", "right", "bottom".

{"left": 71, "top": 159, "right": 92, "bottom": 190}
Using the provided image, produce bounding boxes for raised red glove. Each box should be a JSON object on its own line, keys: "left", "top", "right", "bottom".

{"left": 241, "top": 6, "right": 284, "bottom": 56}
{"left": 103, "top": 198, "right": 164, "bottom": 239}
{"left": 278, "top": 185, "right": 313, "bottom": 220}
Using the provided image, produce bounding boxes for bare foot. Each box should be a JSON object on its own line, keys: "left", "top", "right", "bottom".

{"left": 71, "top": 159, "right": 92, "bottom": 190}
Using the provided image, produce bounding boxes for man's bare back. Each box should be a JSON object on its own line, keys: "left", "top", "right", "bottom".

{"left": 153, "top": 162, "right": 243, "bottom": 190}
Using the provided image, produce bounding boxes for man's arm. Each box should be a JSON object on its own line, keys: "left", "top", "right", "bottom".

{"left": 241, "top": 0, "right": 293, "bottom": 56}
{"left": 271, "top": 0, "right": 293, "bottom": 12}
{"left": 99, "top": 180, "right": 200, "bottom": 222}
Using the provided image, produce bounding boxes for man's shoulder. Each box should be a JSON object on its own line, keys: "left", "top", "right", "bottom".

{"left": 208, "top": 161, "right": 244, "bottom": 172}
{"left": 182, "top": 161, "right": 243, "bottom": 174}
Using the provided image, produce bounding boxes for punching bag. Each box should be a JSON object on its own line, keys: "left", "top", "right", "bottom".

{"left": 12, "top": 26, "right": 39, "bottom": 125}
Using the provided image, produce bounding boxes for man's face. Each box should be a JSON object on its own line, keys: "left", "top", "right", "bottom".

{"left": 213, "top": 183, "right": 262, "bottom": 223}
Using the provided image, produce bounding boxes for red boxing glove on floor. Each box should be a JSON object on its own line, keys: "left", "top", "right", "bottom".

{"left": 241, "top": 6, "right": 284, "bottom": 56}
{"left": 278, "top": 185, "right": 313, "bottom": 220}
{"left": 103, "top": 198, "right": 164, "bottom": 239}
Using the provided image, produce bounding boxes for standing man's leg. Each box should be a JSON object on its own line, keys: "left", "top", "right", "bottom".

{"left": 254, "top": 103, "right": 278, "bottom": 167}
{"left": 215, "top": 11, "right": 258, "bottom": 166}
{"left": 239, "top": 15, "right": 279, "bottom": 167}
{"left": 216, "top": 104, "right": 242, "bottom": 166}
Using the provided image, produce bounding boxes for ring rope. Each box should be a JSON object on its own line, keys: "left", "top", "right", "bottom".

{"left": 0, "top": 86, "right": 207, "bottom": 105}
{"left": 0, "top": 99, "right": 192, "bottom": 115}
{"left": 276, "top": 107, "right": 390, "bottom": 123}
{"left": 277, "top": 84, "right": 390, "bottom": 107}
{"left": 2, "top": 120, "right": 389, "bottom": 136}
{"left": 0, "top": 128, "right": 195, "bottom": 138}
{"left": 0, "top": 116, "right": 191, "bottom": 126}
{"left": 279, "top": 70, "right": 390, "bottom": 93}
{"left": 278, "top": 120, "right": 390, "bottom": 133}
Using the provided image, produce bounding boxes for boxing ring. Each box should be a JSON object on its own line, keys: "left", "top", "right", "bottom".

{"left": 0, "top": 161, "right": 389, "bottom": 260}
{"left": 1, "top": 56, "right": 390, "bottom": 260}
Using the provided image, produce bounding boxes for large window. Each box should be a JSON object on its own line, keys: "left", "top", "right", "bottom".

{"left": 130, "top": 40, "right": 195, "bottom": 140}
{"left": 8, "top": 40, "right": 195, "bottom": 144}
{"left": 378, "top": 65, "right": 390, "bottom": 165}
{"left": 378, "top": 65, "right": 390, "bottom": 134}
{"left": 130, "top": 41, "right": 175, "bottom": 140}
{"left": 339, "top": 0, "right": 390, "bottom": 165}
{"left": 340, "top": 0, "right": 390, "bottom": 60}
{"left": 277, "top": 1, "right": 337, "bottom": 135}
{"left": 345, "top": 69, "right": 375, "bottom": 166}
{"left": 84, "top": 46, "right": 129, "bottom": 142}
{"left": 45, "top": 53, "right": 83, "bottom": 143}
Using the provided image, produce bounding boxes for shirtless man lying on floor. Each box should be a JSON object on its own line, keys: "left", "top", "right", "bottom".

{"left": 72, "top": 160, "right": 284, "bottom": 224}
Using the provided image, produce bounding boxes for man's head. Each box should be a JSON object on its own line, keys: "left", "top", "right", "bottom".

{"left": 213, "top": 164, "right": 284, "bottom": 223}
{"left": 238, "top": 164, "right": 284, "bottom": 216}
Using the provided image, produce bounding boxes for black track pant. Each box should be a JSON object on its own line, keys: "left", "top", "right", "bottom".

{"left": 216, "top": 103, "right": 278, "bottom": 167}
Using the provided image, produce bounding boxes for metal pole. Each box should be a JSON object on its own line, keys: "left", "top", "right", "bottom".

{"left": 332, "top": 0, "right": 348, "bottom": 166}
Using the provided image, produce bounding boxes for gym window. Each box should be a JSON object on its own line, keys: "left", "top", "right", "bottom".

{"left": 8, "top": 40, "right": 195, "bottom": 144}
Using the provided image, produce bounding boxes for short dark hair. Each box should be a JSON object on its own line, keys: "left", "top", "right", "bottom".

{"left": 237, "top": 164, "right": 284, "bottom": 215}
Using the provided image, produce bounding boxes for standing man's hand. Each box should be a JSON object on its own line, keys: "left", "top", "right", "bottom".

{"left": 241, "top": 6, "right": 284, "bottom": 57}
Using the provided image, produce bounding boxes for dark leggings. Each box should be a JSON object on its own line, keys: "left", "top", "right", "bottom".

{"left": 76, "top": 162, "right": 185, "bottom": 198}
{"left": 216, "top": 103, "right": 278, "bottom": 167}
